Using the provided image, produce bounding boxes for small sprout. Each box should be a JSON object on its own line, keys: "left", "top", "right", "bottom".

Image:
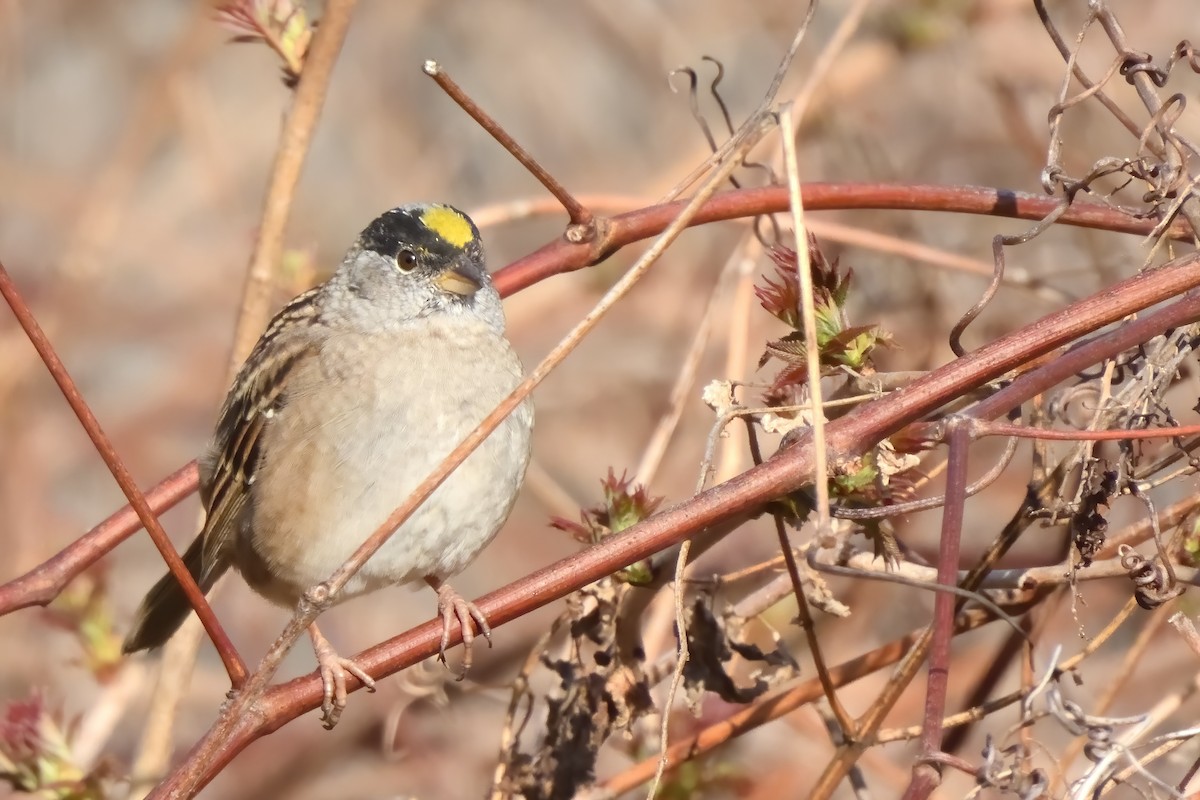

{"left": 831, "top": 444, "right": 920, "bottom": 509}
{"left": 550, "top": 469, "right": 664, "bottom": 586}
{"left": 860, "top": 519, "right": 903, "bottom": 567}
{"left": 42, "top": 569, "right": 122, "bottom": 683}
{"left": 754, "top": 249, "right": 804, "bottom": 329}
{"left": 889, "top": 425, "right": 942, "bottom": 454}
{"left": 215, "top": 0, "right": 314, "bottom": 88}
{"left": 831, "top": 454, "right": 879, "bottom": 497}
{"left": 0, "top": 691, "right": 108, "bottom": 798}
{"left": 755, "top": 238, "right": 892, "bottom": 400}
{"left": 754, "top": 237, "right": 851, "bottom": 331}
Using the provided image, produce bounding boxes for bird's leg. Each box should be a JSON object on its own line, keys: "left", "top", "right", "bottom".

{"left": 424, "top": 576, "right": 492, "bottom": 678}
{"left": 307, "top": 622, "right": 376, "bottom": 729}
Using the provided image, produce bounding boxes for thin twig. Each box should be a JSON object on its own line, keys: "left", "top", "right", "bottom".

{"left": 661, "top": 0, "right": 816, "bottom": 201}
{"left": 877, "top": 690, "right": 1026, "bottom": 744}
{"left": 228, "top": 0, "right": 360, "bottom": 366}
{"left": 647, "top": 538, "right": 691, "bottom": 800}
{"left": 810, "top": 544, "right": 1200, "bottom": 593}
{"left": 634, "top": 233, "right": 747, "bottom": 486}
{"left": 713, "top": 244, "right": 757, "bottom": 484}
{"left": 424, "top": 61, "right": 594, "bottom": 233}
{"left": 780, "top": 102, "right": 831, "bottom": 540}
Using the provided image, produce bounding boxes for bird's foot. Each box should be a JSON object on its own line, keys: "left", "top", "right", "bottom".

{"left": 425, "top": 576, "right": 491, "bottom": 679}
{"left": 308, "top": 623, "right": 375, "bottom": 729}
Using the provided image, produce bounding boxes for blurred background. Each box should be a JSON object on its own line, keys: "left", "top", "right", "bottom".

{"left": 3, "top": 0, "right": 1200, "bottom": 797}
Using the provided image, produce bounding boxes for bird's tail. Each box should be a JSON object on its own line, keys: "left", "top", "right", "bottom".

{"left": 122, "top": 536, "right": 228, "bottom": 653}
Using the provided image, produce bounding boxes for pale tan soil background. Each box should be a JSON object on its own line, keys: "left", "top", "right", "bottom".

{"left": 2, "top": 1, "right": 1200, "bottom": 797}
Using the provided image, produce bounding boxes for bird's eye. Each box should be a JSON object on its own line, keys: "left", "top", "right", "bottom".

{"left": 397, "top": 249, "right": 418, "bottom": 272}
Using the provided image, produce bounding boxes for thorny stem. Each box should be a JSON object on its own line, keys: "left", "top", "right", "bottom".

{"left": 953, "top": 284, "right": 1200, "bottom": 425}
{"left": 495, "top": 183, "right": 1193, "bottom": 295}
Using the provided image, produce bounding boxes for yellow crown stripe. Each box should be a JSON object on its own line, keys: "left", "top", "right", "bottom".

{"left": 421, "top": 206, "right": 475, "bottom": 248}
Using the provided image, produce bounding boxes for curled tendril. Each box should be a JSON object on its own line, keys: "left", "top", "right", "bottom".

{"left": 1170, "top": 40, "right": 1200, "bottom": 73}
{"left": 703, "top": 56, "right": 735, "bottom": 150}
{"left": 1047, "top": 688, "right": 1143, "bottom": 767}
{"left": 669, "top": 65, "right": 720, "bottom": 156}
{"left": 1120, "top": 50, "right": 1169, "bottom": 87}
{"left": 668, "top": 57, "right": 781, "bottom": 247}
{"left": 1118, "top": 544, "right": 1184, "bottom": 609}
{"left": 977, "top": 736, "right": 1046, "bottom": 797}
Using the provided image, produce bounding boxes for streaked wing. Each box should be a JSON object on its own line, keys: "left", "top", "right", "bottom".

{"left": 199, "top": 288, "right": 322, "bottom": 574}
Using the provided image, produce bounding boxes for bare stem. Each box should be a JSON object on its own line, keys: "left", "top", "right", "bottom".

{"left": 424, "top": 61, "right": 594, "bottom": 233}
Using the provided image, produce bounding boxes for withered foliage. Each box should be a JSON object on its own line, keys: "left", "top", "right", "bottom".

{"left": 501, "top": 473, "right": 798, "bottom": 798}
{"left": 1071, "top": 468, "right": 1118, "bottom": 568}
{"left": 498, "top": 579, "right": 652, "bottom": 800}
{"left": 681, "top": 587, "right": 799, "bottom": 707}
{"left": 502, "top": 472, "right": 664, "bottom": 798}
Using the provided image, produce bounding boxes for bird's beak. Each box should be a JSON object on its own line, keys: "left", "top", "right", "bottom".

{"left": 433, "top": 264, "right": 482, "bottom": 297}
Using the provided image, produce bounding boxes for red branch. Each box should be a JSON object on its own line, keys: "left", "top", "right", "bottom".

{"left": 494, "top": 183, "right": 1187, "bottom": 294}
{"left": 154, "top": 253, "right": 1200, "bottom": 796}
{"left": 4, "top": 182, "right": 1197, "bottom": 797}
{"left": 2, "top": 183, "right": 1164, "bottom": 618}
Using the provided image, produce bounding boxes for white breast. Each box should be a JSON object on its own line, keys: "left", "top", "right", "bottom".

{"left": 242, "top": 317, "right": 533, "bottom": 605}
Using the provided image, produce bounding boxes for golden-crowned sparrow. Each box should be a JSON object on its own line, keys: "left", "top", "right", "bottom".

{"left": 123, "top": 203, "right": 533, "bottom": 727}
